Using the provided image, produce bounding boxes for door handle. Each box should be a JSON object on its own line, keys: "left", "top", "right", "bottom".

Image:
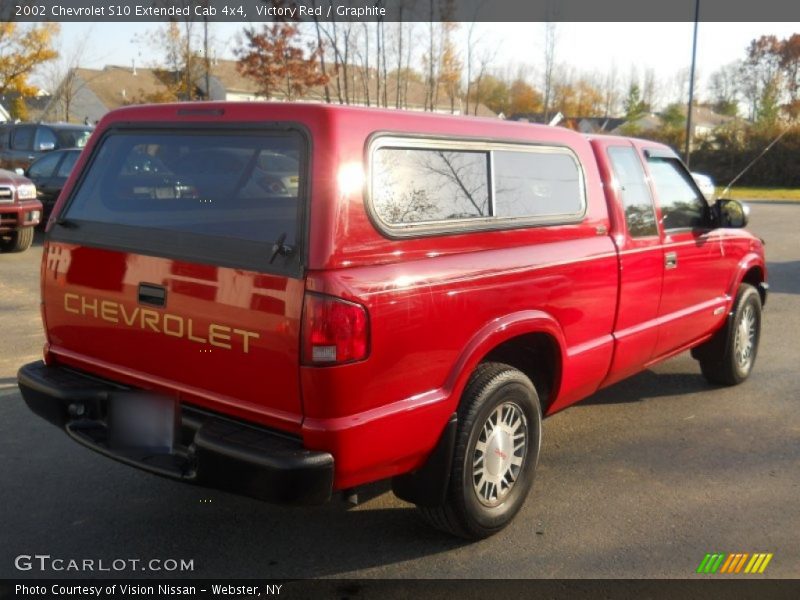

{"left": 138, "top": 283, "right": 167, "bottom": 307}
{"left": 665, "top": 251, "right": 678, "bottom": 269}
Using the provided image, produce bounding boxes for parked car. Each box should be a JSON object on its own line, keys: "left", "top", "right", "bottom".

{"left": 18, "top": 104, "right": 766, "bottom": 539}
{"left": 0, "top": 168, "right": 41, "bottom": 252}
{"left": 19, "top": 148, "right": 81, "bottom": 220}
{"left": 0, "top": 122, "right": 92, "bottom": 171}
{"left": 692, "top": 171, "right": 716, "bottom": 200}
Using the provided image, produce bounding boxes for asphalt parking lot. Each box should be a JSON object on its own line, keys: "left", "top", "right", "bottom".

{"left": 1, "top": 202, "right": 798, "bottom": 580}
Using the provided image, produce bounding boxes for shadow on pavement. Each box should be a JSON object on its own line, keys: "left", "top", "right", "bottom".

{"left": 580, "top": 369, "right": 712, "bottom": 406}
{"left": 765, "top": 261, "right": 800, "bottom": 295}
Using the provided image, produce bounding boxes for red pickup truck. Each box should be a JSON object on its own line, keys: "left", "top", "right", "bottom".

{"left": 17, "top": 104, "right": 766, "bottom": 539}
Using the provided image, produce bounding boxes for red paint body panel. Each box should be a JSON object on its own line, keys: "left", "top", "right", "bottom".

{"left": 42, "top": 243, "right": 305, "bottom": 432}
{"left": 37, "top": 103, "right": 767, "bottom": 493}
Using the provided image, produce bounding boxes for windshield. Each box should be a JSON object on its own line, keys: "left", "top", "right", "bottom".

{"left": 55, "top": 128, "right": 93, "bottom": 149}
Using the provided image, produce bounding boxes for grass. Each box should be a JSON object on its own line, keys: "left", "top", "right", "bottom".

{"left": 715, "top": 187, "right": 800, "bottom": 201}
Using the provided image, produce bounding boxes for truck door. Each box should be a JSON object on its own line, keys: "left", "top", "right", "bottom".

{"left": 596, "top": 141, "right": 664, "bottom": 386}
{"left": 643, "top": 148, "right": 730, "bottom": 358}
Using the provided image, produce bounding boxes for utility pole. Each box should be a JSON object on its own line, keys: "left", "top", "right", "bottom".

{"left": 204, "top": 16, "right": 210, "bottom": 101}
{"left": 684, "top": 0, "right": 700, "bottom": 167}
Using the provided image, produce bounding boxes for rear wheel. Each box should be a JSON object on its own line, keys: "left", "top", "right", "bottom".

{"left": 419, "top": 362, "right": 542, "bottom": 539}
{"left": 698, "top": 283, "right": 762, "bottom": 385}
{"left": 0, "top": 227, "right": 34, "bottom": 253}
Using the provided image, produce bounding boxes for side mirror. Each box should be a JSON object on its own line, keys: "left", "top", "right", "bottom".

{"left": 37, "top": 141, "right": 56, "bottom": 152}
{"left": 14, "top": 168, "right": 24, "bottom": 176}
{"left": 715, "top": 199, "right": 749, "bottom": 228}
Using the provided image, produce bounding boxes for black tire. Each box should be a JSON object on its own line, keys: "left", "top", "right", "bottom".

{"left": 0, "top": 227, "right": 34, "bottom": 253}
{"left": 419, "top": 362, "right": 542, "bottom": 539}
{"left": 698, "top": 283, "right": 762, "bottom": 385}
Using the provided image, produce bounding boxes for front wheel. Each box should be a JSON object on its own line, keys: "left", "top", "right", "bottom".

{"left": 418, "top": 362, "right": 542, "bottom": 539}
{"left": 698, "top": 283, "right": 762, "bottom": 385}
{"left": 0, "top": 227, "right": 34, "bottom": 253}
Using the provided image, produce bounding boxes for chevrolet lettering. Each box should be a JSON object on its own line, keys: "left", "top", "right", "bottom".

{"left": 63, "top": 293, "right": 259, "bottom": 353}
{"left": 18, "top": 103, "right": 767, "bottom": 539}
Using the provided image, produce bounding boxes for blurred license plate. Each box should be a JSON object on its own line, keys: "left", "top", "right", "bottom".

{"left": 109, "top": 392, "right": 175, "bottom": 452}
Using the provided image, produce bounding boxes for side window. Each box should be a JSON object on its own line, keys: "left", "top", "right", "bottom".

{"left": 11, "top": 125, "right": 35, "bottom": 151}
{"left": 647, "top": 157, "right": 708, "bottom": 230}
{"left": 607, "top": 146, "right": 658, "bottom": 237}
{"left": 493, "top": 150, "right": 583, "bottom": 218}
{"left": 35, "top": 126, "right": 59, "bottom": 150}
{"left": 28, "top": 152, "right": 62, "bottom": 178}
{"left": 56, "top": 152, "right": 79, "bottom": 178}
{"left": 372, "top": 148, "right": 489, "bottom": 225}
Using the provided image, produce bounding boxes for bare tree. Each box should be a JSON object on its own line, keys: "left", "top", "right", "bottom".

{"left": 471, "top": 44, "right": 498, "bottom": 116}
{"left": 542, "top": 21, "right": 558, "bottom": 121}
{"left": 309, "top": 0, "right": 331, "bottom": 103}
{"left": 602, "top": 62, "right": 619, "bottom": 117}
{"left": 708, "top": 60, "right": 741, "bottom": 116}
{"left": 394, "top": 19, "right": 404, "bottom": 108}
{"left": 642, "top": 67, "right": 657, "bottom": 111}
{"left": 424, "top": 0, "right": 437, "bottom": 111}
{"left": 39, "top": 29, "right": 94, "bottom": 122}
{"left": 358, "top": 23, "right": 370, "bottom": 105}
{"left": 403, "top": 22, "right": 416, "bottom": 108}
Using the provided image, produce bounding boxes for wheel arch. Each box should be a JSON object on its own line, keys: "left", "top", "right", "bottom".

{"left": 446, "top": 311, "right": 566, "bottom": 415}
{"left": 731, "top": 254, "right": 767, "bottom": 306}
{"left": 393, "top": 312, "right": 565, "bottom": 511}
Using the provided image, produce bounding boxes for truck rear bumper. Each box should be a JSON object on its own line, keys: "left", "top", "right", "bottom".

{"left": 17, "top": 361, "right": 334, "bottom": 505}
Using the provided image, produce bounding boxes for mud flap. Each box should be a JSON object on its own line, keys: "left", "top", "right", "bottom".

{"left": 391, "top": 413, "right": 457, "bottom": 508}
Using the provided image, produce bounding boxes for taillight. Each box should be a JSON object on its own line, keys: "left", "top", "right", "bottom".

{"left": 302, "top": 293, "right": 369, "bottom": 365}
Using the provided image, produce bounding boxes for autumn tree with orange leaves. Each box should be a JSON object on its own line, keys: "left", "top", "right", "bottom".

{"left": 0, "top": 22, "right": 59, "bottom": 118}
{"left": 236, "top": 23, "right": 327, "bottom": 101}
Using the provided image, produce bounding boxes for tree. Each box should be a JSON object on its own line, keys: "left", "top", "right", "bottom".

{"left": 601, "top": 63, "right": 620, "bottom": 117}
{"left": 508, "top": 79, "right": 542, "bottom": 115}
{"left": 138, "top": 21, "right": 203, "bottom": 102}
{"left": 9, "top": 95, "right": 27, "bottom": 120}
{"left": 708, "top": 61, "right": 741, "bottom": 117}
{"left": 542, "top": 22, "right": 557, "bottom": 121}
{"left": 309, "top": 0, "right": 331, "bottom": 103}
{"left": 741, "top": 35, "right": 783, "bottom": 121}
{"left": 779, "top": 33, "right": 800, "bottom": 116}
{"left": 0, "top": 22, "right": 59, "bottom": 97}
{"left": 439, "top": 22, "right": 462, "bottom": 113}
{"left": 471, "top": 74, "right": 509, "bottom": 116}
{"left": 469, "top": 42, "right": 499, "bottom": 116}
{"left": 236, "top": 23, "right": 327, "bottom": 100}
{"left": 757, "top": 77, "right": 781, "bottom": 126}
{"left": 552, "top": 73, "right": 604, "bottom": 117}
{"left": 642, "top": 67, "right": 658, "bottom": 111}
{"left": 40, "top": 32, "right": 94, "bottom": 122}
{"left": 623, "top": 83, "right": 647, "bottom": 120}
{"left": 423, "top": 0, "right": 439, "bottom": 111}
{"left": 661, "top": 103, "right": 685, "bottom": 128}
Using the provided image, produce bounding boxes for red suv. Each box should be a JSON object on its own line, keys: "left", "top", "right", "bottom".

{"left": 0, "top": 168, "right": 41, "bottom": 252}
{"left": 18, "top": 103, "right": 766, "bottom": 539}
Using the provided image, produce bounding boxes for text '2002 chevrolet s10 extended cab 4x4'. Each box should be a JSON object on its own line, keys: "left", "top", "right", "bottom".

{"left": 17, "top": 103, "right": 766, "bottom": 539}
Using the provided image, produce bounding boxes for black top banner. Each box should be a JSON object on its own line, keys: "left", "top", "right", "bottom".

{"left": 2, "top": 0, "right": 800, "bottom": 23}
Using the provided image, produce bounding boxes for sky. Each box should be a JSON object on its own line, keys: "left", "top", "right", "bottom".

{"left": 52, "top": 21, "right": 800, "bottom": 103}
